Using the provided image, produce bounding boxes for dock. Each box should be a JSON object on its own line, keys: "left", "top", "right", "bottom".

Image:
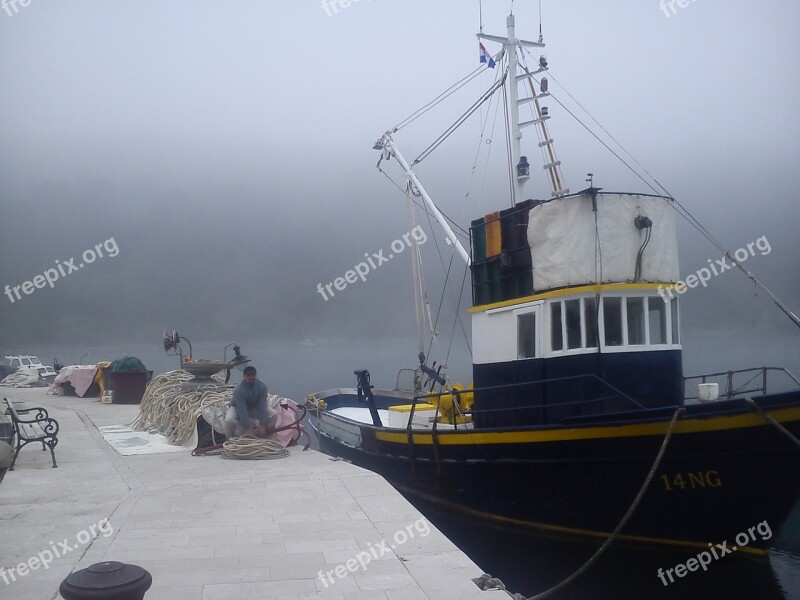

{"left": 0, "top": 388, "right": 498, "bottom": 599}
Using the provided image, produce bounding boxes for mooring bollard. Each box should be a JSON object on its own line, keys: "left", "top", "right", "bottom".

{"left": 59, "top": 561, "right": 152, "bottom": 600}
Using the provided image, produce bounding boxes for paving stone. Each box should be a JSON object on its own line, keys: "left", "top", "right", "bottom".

{"left": 1, "top": 388, "right": 488, "bottom": 599}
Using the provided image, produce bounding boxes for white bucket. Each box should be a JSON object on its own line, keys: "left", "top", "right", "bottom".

{"left": 698, "top": 383, "right": 719, "bottom": 402}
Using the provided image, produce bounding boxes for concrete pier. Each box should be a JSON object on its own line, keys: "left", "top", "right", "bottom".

{"left": 0, "top": 388, "right": 498, "bottom": 599}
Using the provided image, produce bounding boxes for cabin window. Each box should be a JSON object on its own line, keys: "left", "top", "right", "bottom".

{"left": 544, "top": 294, "right": 676, "bottom": 353}
{"left": 603, "top": 297, "right": 623, "bottom": 346}
{"left": 648, "top": 297, "right": 668, "bottom": 345}
{"left": 565, "top": 300, "right": 582, "bottom": 349}
{"left": 584, "top": 297, "right": 598, "bottom": 348}
{"left": 551, "top": 302, "right": 563, "bottom": 351}
{"left": 626, "top": 297, "right": 646, "bottom": 345}
{"left": 517, "top": 312, "right": 537, "bottom": 359}
{"left": 671, "top": 298, "right": 680, "bottom": 344}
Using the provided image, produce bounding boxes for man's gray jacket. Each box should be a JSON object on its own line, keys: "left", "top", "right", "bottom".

{"left": 231, "top": 379, "right": 269, "bottom": 429}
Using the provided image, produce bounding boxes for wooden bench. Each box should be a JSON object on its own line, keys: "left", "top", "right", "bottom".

{"left": 3, "top": 398, "right": 59, "bottom": 470}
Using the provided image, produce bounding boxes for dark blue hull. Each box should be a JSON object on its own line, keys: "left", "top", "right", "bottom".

{"left": 312, "top": 389, "right": 800, "bottom": 553}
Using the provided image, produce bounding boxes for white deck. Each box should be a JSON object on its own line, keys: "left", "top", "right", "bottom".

{"left": 330, "top": 407, "right": 391, "bottom": 425}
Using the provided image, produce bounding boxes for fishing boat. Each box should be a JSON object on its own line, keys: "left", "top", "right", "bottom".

{"left": 308, "top": 9, "right": 800, "bottom": 557}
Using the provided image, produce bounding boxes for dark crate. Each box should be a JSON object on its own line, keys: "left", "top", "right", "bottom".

{"left": 110, "top": 372, "right": 149, "bottom": 404}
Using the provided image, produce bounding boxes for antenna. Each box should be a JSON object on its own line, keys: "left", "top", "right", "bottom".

{"left": 479, "top": 0, "right": 483, "bottom": 33}
{"left": 538, "top": 0, "right": 544, "bottom": 43}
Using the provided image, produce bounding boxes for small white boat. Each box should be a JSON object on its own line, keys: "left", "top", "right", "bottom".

{"left": 3, "top": 355, "right": 58, "bottom": 379}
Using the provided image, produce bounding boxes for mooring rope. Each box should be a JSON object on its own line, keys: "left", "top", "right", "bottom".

{"left": 518, "top": 406, "right": 686, "bottom": 600}
{"left": 746, "top": 398, "right": 800, "bottom": 447}
{"left": 221, "top": 434, "right": 290, "bottom": 460}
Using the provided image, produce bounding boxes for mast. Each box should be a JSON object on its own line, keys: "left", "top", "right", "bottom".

{"left": 478, "top": 14, "right": 545, "bottom": 204}
{"left": 506, "top": 15, "right": 524, "bottom": 205}
{"left": 479, "top": 13, "right": 569, "bottom": 200}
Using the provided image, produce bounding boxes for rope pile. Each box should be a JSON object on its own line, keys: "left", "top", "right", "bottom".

{"left": 130, "top": 370, "right": 232, "bottom": 445}
{"left": 222, "top": 434, "right": 289, "bottom": 460}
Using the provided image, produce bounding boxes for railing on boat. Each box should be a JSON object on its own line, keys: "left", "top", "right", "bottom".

{"left": 406, "top": 373, "right": 648, "bottom": 430}
{"left": 684, "top": 367, "right": 800, "bottom": 401}
{"left": 386, "top": 367, "right": 800, "bottom": 430}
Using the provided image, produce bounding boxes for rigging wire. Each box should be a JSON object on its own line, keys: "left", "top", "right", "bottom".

{"left": 462, "top": 59, "right": 504, "bottom": 223}
{"left": 414, "top": 69, "right": 508, "bottom": 165}
{"left": 406, "top": 180, "right": 428, "bottom": 361}
{"left": 421, "top": 205, "right": 473, "bottom": 361}
{"left": 394, "top": 63, "right": 490, "bottom": 133}
{"left": 480, "top": 81, "right": 505, "bottom": 211}
{"left": 447, "top": 263, "right": 473, "bottom": 362}
{"left": 520, "top": 51, "right": 738, "bottom": 249}
{"left": 377, "top": 166, "right": 471, "bottom": 240}
{"left": 400, "top": 201, "right": 456, "bottom": 395}
{"left": 518, "top": 61, "right": 659, "bottom": 196}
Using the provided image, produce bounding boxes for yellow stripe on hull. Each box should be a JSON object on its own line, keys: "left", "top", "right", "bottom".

{"left": 374, "top": 406, "right": 800, "bottom": 446}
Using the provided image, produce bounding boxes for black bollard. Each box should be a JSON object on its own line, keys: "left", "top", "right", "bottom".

{"left": 59, "top": 561, "right": 152, "bottom": 600}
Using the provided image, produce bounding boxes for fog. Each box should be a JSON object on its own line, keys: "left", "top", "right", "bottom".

{"left": 1, "top": 1, "right": 798, "bottom": 364}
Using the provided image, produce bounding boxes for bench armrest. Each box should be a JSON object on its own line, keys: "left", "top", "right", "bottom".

{"left": 18, "top": 417, "right": 59, "bottom": 438}
{"left": 14, "top": 406, "right": 50, "bottom": 420}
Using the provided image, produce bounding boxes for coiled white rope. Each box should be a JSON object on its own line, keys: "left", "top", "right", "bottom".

{"left": 222, "top": 434, "right": 289, "bottom": 460}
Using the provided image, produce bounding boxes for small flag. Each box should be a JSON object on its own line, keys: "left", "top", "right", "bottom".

{"left": 479, "top": 43, "right": 495, "bottom": 68}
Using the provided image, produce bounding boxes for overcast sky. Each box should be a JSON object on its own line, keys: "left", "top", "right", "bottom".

{"left": 1, "top": 0, "right": 799, "bottom": 357}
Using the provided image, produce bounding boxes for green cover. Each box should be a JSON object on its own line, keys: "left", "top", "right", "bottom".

{"left": 110, "top": 356, "right": 148, "bottom": 373}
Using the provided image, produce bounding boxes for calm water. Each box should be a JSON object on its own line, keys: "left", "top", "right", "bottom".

{"left": 14, "top": 331, "right": 800, "bottom": 599}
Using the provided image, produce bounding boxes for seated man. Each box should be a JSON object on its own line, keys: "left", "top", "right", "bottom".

{"left": 224, "top": 366, "right": 278, "bottom": 438}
